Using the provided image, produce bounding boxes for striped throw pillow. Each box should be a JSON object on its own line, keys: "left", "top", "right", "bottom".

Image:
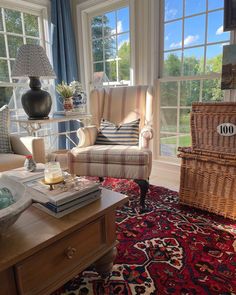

{"left": 95, "top": 118, "right": 140, "bottom": 146}
{"left": 0, "top": 105, "right": 12, "bottom": 153}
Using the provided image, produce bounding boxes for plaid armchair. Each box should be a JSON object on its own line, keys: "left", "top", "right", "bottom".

{"left": 68, "top": 85, "right": 153, "bottom": 212}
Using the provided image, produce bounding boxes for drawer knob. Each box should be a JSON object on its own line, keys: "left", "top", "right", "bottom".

{"left": 65, "top": 246, "right": 77, "bottom": 259}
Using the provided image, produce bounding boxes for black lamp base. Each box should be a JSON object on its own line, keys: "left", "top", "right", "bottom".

{"left": 22, "top": 77, "right": 52, "bottom": 120}
{"left": 28, "top": 116, "right": 49, "bottom": 120}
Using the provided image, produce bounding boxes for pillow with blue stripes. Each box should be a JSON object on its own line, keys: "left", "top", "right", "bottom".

{"left": 95, "top": 118, "right": 140, "bottom": 146}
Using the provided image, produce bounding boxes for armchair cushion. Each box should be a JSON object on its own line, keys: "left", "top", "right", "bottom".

{"left": 77, "top": 126, "right": 98, "bottom": 148}
{"left": 0, "top": 105, "right": 12, "bottom": 154}
{"left": 0, "top": 154, "right": 25, "bottom": 172}
{"left": 95, "top": 118, "right": 140, "bottom": 146}
{"left": 68, "top": 145, "right": 152, "bottom": 179}
{"left": 10, "top": 135, "right": 45, "bottom": 164}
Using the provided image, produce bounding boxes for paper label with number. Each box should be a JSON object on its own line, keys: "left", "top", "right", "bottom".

{"left": 217, "top": 123, "right": 236, "bottom": 136}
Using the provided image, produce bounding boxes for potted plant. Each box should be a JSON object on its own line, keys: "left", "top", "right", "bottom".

{"left": 56, "top": 81, "right": 74, "bottom": 111}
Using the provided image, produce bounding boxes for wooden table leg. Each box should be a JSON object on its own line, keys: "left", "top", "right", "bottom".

{"left": 94, "top": 247, "right": 117, "bottom": 278}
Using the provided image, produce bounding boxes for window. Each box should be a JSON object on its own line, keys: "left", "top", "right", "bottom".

{"left": 90, "top": 6, "right": 130, "bottom": 87}
{"left": 0, "top": 3, "right": 50, "bottom": 135}
{"left": 159, "top": 0, "right": 230, "bottom": 159}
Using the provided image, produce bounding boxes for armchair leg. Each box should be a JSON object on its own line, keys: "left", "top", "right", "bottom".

{"left": 134, "top": 179, "right": 149, "bottom": 213}
{"left": 99, "top": 177, "right": 104, "bottom": 183}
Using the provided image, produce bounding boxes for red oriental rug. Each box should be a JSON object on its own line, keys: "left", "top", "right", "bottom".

{"left": 52, "top": 178, "right": 236, "bottom": 295}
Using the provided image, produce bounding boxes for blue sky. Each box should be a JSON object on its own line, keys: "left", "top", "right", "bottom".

{"left": 164, "top": 0, "right": 229, "bottom": 59}
{"left": 103, "top": 7, "right": 129, "bottom": 49}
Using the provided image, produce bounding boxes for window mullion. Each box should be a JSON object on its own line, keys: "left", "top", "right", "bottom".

{"left": 204, "top": 0, "right": 209, "bottom": 74}
{"left": 181, "top": 0, "right": 184, "bottom": 76}
{"left": 21, "top": 12, "right": 26, "bottom": 45}
{"left": 115, "top": 10, "right": 118, "bottom": 82}
{"left": 2, "top": 8, "right": 11, "bottom": 84}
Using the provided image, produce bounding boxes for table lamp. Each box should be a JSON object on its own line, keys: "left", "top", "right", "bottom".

{"left": 11, "top": 44, "right": 56, "bottom": 120}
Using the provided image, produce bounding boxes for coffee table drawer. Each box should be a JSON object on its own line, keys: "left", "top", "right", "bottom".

{"left": 15, "top": 217, "right": 106, "bottom": 295}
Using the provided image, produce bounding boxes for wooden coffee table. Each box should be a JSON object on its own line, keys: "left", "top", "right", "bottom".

{"left": 0, "top": 188, "right": 128, "bottom": 295}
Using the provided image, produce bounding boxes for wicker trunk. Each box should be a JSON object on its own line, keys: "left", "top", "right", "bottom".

{"left": 191, "top": 102, "right": 236, "bottom": 155}
{"left": 178, "top": 147, "right": 236, "bottom": 220}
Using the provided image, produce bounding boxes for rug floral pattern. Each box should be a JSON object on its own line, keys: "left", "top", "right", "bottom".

{"left": 52, "top": 178, "right": 236, "bottom": 295}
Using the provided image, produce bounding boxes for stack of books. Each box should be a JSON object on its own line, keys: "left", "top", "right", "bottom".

{"left": 24, "top": 176, "right": 101, "bottom": 218}
{"left": 3, "top": 167, "right": 101, "bottom": 218}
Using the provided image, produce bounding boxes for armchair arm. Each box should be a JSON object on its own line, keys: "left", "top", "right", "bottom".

{"left": 77, "top": 126, "right": 98, "bottom": 148}
{"left": 139, "top": 126, "right": 154, "bottom": 149}
{"left": 10, "top": 135, "right": 46, "bottom": 163}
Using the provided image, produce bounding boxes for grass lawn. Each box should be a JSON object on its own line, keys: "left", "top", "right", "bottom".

{"left": 161, "top": 134, "right": 191, "bottom": 147}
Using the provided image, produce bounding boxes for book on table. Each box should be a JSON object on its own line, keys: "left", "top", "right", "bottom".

{"left": 33, "top": 189, "right": 101, "bottom": 218}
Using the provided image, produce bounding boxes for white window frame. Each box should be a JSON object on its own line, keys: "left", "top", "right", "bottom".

{"left": 155, "top": 0, "right": 232, "bottom": 162}
{"left": 0, "top": 0, "right": 53, "bottom": 136}
{"left": 77, "top": 0, "right": 135, "bottom": 112}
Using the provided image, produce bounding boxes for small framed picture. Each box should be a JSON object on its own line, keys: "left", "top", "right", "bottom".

{"left": 221, "top": 44, "right": 236, "bottom": 89}
{"left": 224, "top": 0, "right": 236, "bottom": 31}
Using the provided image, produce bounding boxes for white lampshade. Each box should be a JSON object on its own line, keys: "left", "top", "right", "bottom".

{"left": 11, "top": 44, "right": 56, "bottom": 79}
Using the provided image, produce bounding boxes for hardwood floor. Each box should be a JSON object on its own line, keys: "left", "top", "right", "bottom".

{"left": 149, "top": 160, "right": 180, "bottom": 192}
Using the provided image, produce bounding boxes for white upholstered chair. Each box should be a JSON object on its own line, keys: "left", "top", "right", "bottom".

{"left": 68, "top": 85, "right": 153, "bottom": 212}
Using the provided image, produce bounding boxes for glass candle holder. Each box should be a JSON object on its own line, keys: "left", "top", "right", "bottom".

{"left": 44, "top": 162, "right": 63, "bottom": 184}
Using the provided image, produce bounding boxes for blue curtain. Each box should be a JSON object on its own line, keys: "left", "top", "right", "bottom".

{"left": 51, "top": 0, "right": 80, "bottom": 149}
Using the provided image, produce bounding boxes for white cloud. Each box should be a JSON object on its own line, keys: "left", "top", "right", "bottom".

{"left": 117, "top": 21, "right": 123, "bottom": 33}
{"left": 111, "top": 21, "right": 123, "bottom": 35}
{"left": 216, "top": 25, "right": 223, "bottom": 35}
{"left": 170, "top": 34, "right": 199, "bottom": 49}
{"left": 166, "top": 8, "right": 178, "bottom": 19}
{"left": 170, "top": 41, "right": 182, "bottom": 48}
{"left": 184, "top": 35, "right": 199, "bottom": 45}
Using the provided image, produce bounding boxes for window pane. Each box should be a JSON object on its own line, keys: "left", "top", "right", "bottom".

{"left": 104, "top": 11, "right": 116, "bottom": 36}
{"left": 183, "top": 47, "right": 204, "bottom": 75}
{"left": 206, "top": 44, "right": 225, "bottom": 73}
{"left": 118, "top": 39, "right": 130, "bottom": 81}
{"left": 91, "top": 6, "right": 130, "bottom": 87}
{"left": 105, "top": 36, "right": 116, "bottom": 59}
{"left": 163, "top": 51, "right": 182, "bottom": 76}
{"left": 117, "top": 7, "right": 129, "bottom": 33}
{"left": 5, "top": 9, "right": 22, "bottom": 34}
{"left": 0, "top": 87, "right": 13, "bottom": 107}
{"left": 160, "top": 134, "right": 177, "bottom": 157}
{"left": 184, "top": 15, "right": 205, "bottom": 47}
{"left": 0, "top": 60, "right": 9, "bottom": 82}
{"left": 0, "top": 33, "right": 6, "bottom": 57}
{"left": 180, "top": 80, "right": 200, "bottom": 106}
{"left": 165, "top": 0, "right": 182, "bottom": 21}
{"left": 24, "top": 13, "right": 39, "bottom": 37}
{"left": 160, "top": 82, "right": 178, "bottom": 106}
{"left": 160, "top": 108, "right": 177, "bottom": 132}
{"left": 185, "top": 0, "right": 206, "bottom": 16}
{"left": 179, "top": 109, "right": 191, "bottom": 133}
{"left": 0, "top": 9, "right": 3, "bottom": 31}
{"left": 26, "top": 38, "right": 40, "bottom": 45}
{"left": 179, "top": 134, "right": 191, "bottom": 146}
{"left": 7, "top": 35, "right": 23, "bottom": 58}
{"left": 202, "top": 79, "right": 223, "bottom": 101}
{"left": 105, "top": 61, "right": 116, "bottom": 81}
{"left": 208, "top": 11, "right": 230, "bottom": 43}
{"left": 93, "top": 62, "right": 104, "bottom": 73}
{"left": 208, "top": 0, "right": 223, "bottom": 10}
{"left": 118, "top": 33, "right": 129, "bottom": 57}
{"left": 92, "top": 39, "right": 103, "bottom": 62}
{"left": 164, "top": 20, "right": 182, "bottom": 50}
{"left": 91, "top": 16, "right": 103, "bottom": 39}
